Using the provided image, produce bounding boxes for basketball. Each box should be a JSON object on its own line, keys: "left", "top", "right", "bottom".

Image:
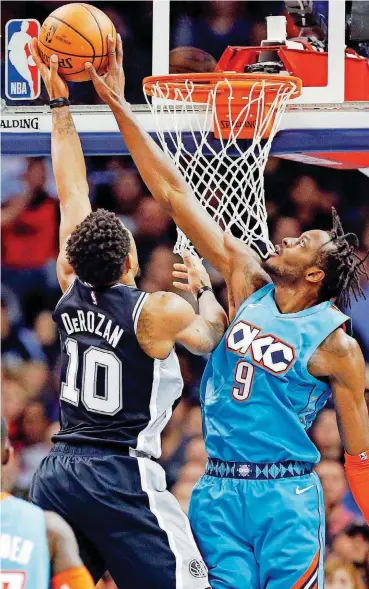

{"left": 169, "top": 47, "right": 217, "bottom": 74}
{"left": 38, "top": 3, "right": 117, "bottom": 82}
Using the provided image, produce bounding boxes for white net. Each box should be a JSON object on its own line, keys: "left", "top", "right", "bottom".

{"left": 144, "top": 76, "right": 299, "bottom": 258}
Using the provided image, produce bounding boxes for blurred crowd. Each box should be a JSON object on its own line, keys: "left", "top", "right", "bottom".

{"left": 2, "top": 153, "right": 369, "bottom": 588}
{"left": 1, "top": 1, "right": 369, "bottom": 588}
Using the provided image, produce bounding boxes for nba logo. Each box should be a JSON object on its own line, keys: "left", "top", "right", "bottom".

{"left": 5, "top": 19, "right": 41, "bottom": 101}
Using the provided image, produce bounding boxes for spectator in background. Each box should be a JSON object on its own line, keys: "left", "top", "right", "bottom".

{"left": 272, "top": 216, "right": 301, "bottom": 246}
{"left": 15, "top": 401, "right": 51, "bottom": 491}
{"left": 93, "top": 162, "right": 144, "bottom": 234}
{"left": 173, "top": 1, "right": 255, "bottom": 60}
{"left": 315, "top": 460, "right": 356, "bottom": 546}
{"left": 311, "top": 409, "right": 343, "bottom": 461}
{"left": 332, "top": 524, "right": 369, "bottom": 586}
{"left": 134, "top": 198, "right": 174, "bottom": 268}
{"left": 33, "top": 310, "right": 59, "bottom": 371}
{"left": 287, "top": 174, "right": 341, "bottom": 230}
{"left": 2, "top": 299, "right": 48, "bottom": 394}
{"left": 1, "top": 158, "right": 59, "bottom": 308}
{"left": 1, "top": 379, "right": 28, "bottom": 433}
{"left": 343, "top": 219, "right": 369, "bottom": 362}
{"left": 325, "top": 555, "right": 365, "bottom": 589}
{"left": 139, "top": 245, "right": 176, "bottom": 293}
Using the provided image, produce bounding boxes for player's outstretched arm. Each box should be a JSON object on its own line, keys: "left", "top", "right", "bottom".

{"left": 45, "top": 511, "right": 95, "bottom": 589}
{"left": 137, "top": 253, "right": 228, "bottom": 357}
{"left": 319, "top": 329, "right": 369, "bottom": 524}
{"left": 31, "top": 40, "right": 91, "bottom": 292}
{"left": 85, "top": 36, "right": 270, "bottom": 302}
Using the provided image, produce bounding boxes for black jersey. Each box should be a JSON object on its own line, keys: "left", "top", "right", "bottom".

{"left": 52, "top": 279, "right": 183, "bottom": 457}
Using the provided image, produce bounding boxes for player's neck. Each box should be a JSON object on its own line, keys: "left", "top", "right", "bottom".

{"left": 120, "top": 271, "right": 137, "bottom": 288}
{"left": 273, "top": 284, "right": 321, "bottom": 313}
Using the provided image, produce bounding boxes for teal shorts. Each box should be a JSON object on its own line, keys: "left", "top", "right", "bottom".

{"left": 189, "top": 461, "right": 324, "bottom": 589}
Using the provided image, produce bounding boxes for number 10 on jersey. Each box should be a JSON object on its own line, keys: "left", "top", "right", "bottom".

{"left": 61, "top": 338, "right": 123, "bottom": 415}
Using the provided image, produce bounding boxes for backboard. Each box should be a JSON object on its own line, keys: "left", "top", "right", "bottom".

{"left": 1, "top": 0, "right": 369, "bottom": 170}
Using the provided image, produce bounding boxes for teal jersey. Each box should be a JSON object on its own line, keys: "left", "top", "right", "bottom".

{"left": 201, "top": 283, "right": 350, "bottom": 464}
{"left": 0, "top": 495, "right": 50, "bottom": 589}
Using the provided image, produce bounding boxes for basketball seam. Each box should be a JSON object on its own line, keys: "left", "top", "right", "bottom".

{"left": 46, "top": 15, "right": 95, "bottom": 55}
{"left": 38, "top": 40, "right": 107, "bottom": 75}
{"left": 39, "top": 40, "right": 107, "bottom": 59}
{"left": 78, "top": 3, "right": 104, "bottom": 73}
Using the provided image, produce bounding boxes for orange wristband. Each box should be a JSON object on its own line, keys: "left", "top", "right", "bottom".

{"left": 52, "top": 565, "right": 95, "bottom": 589}
{"left": 344, "top": 450, "right": 369, "bottom": 525}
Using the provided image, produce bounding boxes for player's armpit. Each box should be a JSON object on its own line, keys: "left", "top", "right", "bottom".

{"left": 56, "top": 248, "right": 75, "bottom": 293}
{"left": 52, "top": 566, "right": 95, "bottom": 589}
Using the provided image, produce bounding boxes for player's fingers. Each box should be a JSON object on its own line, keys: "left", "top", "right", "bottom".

{"left": 108, "top": 34, "right": 117, "bottom": 69}
{"left": 85, "top": 62, "right": 99, "bottom": 81}
{"left": 173, "top": 263, "right": 187, "bottom": 272}
{"left": 116, "top": 33, "right": 123, "bottom": 67}
{"left": 50, "top": 55, "right": 59, "bottom": 80}
{"left": 31, "top": 39, "right": 48, "bottom": 76}
{"left": 172, "top": 271, "right": 188, "bottom": 280}
{"left": 182, "top": 251, "right": 194, "bottom": 269}
{"left": 30, "top": 39, "right": 42, "bottom": 66}
{"left": 173, "top": 282, "right": 191, "bottom": 292}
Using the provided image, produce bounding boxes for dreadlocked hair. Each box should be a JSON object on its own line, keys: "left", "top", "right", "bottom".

{"left": 318, "top": 208, "right": 368, "bottom": 308}
{"left": 66, "top": 209, "right": 131, "bottom": 288}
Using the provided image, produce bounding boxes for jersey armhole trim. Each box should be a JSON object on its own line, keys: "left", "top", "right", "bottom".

{"left": 54, "top": 278, "right": 76, "bottom": 314}
{"left": 302, "top": 313, "right": 351, "bottom": 386}
{"left": 133, "top": 292, "right": 149, "bottom": 334}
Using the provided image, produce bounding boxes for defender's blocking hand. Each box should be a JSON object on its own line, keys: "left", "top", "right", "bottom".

{"left": 173, "top": 251, "right": 212, "bottom": 300}
{"left": 30, "top": 39, "right": 69, "bottom": 100}
{"left": 85, "top": 34, "right": 125, "bottom": 106}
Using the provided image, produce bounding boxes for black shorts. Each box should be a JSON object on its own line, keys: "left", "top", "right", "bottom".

{"left": 30, "top": 444, "right": 209, "bottom": 589}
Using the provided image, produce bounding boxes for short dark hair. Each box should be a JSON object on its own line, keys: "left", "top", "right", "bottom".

{"left": 343, "top": 523, "right": 369, "bottom": 542}
{"left": 66, "top": 209, "right": 131, "bottom": 288}
{"left": 317, "top": 209, "right": 368, "bottom": 308}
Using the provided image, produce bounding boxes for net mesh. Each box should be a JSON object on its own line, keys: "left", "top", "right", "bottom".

{"left": 144, "top": 76, "right": 299, "bottom": 258}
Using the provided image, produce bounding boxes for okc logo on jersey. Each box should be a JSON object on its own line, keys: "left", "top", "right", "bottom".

{"left": 5, "top": 19, "right": 41, "bottom": 101}
{"left": 226, "top": 320, "right": 295, "bottom": 374}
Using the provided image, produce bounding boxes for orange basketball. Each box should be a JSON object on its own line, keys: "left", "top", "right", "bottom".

{"left": 38, "top": 3, "right": 116, "bottom": 82}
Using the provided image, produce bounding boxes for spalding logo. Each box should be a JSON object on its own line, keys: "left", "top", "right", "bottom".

{"left": 39, "top": 47, "right": 73, "bottom": 69}
{"left": 189, "top": 559, "right": 207, "bottom": 579}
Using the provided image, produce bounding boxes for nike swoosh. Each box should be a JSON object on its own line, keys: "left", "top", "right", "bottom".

{"left": 295, "top": 485, "right": 314, "bottom": 495}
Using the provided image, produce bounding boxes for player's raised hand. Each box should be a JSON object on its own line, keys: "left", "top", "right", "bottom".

{"left": 85, "top": 33, "right": 125, "bottom": 107}
{"left": 30, "top": 39, "right": 69, "bottom": 100}
{"left": 173, "top": 251, "right": 212, "bottom": 300}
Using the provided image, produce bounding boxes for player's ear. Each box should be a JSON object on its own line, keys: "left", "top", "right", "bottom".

{"left": 305, "top": 265, "right": 325, "bottom": 284}
{"left": 124, "top": 253, "right": 133, "bottom": 273}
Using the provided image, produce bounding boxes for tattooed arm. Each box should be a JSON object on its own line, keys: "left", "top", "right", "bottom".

{"left": 136, "top": 253, "right": 227, "bottom": 358}
{"left": 50, "top": 106, "right": 91, "bottom": 291}
{"left": 31, "top": 41, "right": 91, "bottom": 291}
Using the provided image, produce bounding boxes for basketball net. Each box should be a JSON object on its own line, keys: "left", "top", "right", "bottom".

{"left": 144, "top": 73, "right": 300, "bottom": 258}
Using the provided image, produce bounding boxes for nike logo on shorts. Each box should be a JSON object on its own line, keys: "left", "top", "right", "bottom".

{"left": 295, "top": 485, "right": 314, "bottom": 495}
